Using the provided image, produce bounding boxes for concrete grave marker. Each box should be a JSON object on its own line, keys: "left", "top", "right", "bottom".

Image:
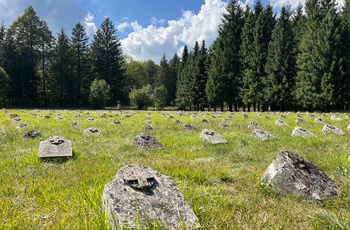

{"left": 331, "top": 114, "right": 342, "bottom": 121}
{"left": 142, "top": 125, "right": 153, "bottom": 132}
{"left": 275, "top": 119, "right": 288, "bottom": 126}
{"left": 322, "top": 124, "right": 345, "bottom": 135}
{"left": 15, "top": 124, "right": 27, "bottom": 130}
{"left": 23, "top": 130, "right": 42, "bottom": 139}
{"left": 263, "top": 150, "right": 339, "bottom": 201}
{"left": 218, "top": 123, "right": 229, "bottom": 128}
{"left": 200, "top": 129, "right": 227, "bottom": 144}
{"left": 102, "top": 164, "right": 201, "bottom": 229}
{"left": 296, "top": 118, "right": 306, "bottom": 124}
{"left": 111, "top": 120, "right": 121, "bottom": 125}
{"left": 38, "top": 136, "right": 72, "bottom": 161}
{"left": 248, "top": 121, "right": 261, "bottom": 129}
{"left": 252, "top": 129, "right": 275, "bottom": 141}
{"left": 314, "top": 117, "right": 327, "bottom": 125}
{"left": 71, "top": 121, "right": 80, "bottom": 126}
{"left": 291, "top": 126, "right": 316, "bottom": 138}
{"left": 84, "top": 127, "right": 102, "bottom": 136}
{"left": 134, "top": 133, "right": 163, "bottom": 150}
{"left": 184, "top": 123, "right": 197, "bottom": 131}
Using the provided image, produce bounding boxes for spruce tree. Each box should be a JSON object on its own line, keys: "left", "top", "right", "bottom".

{"left": 71, "top": 22, "right": 90, "bottom": 107}
{"left": 91, "top": 17, "right": 125, "bottom": 106}
{"left": 265, "top": 5, "right": 295, "bottom": 111}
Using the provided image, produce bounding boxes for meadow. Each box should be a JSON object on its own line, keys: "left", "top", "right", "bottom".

{"left": 1, "top": 109, "right": 350, "bottom": 229}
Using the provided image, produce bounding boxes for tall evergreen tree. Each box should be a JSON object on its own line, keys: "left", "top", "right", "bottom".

{"left": 71, "top": 22, "right": 90, "bottom": 107}
{"left": 217, "top": 0, "right": 244, "bottom": 111}
{"left": 6, "top": 6, "right": 52, "bottom": 106}
{"left": 91, "top": 17, "right": 125, "bottom": 105}
{"left": 51, "top": 29, "right": 74, "bottom": 107}
{"left": 296, "top": 0, "right": 344, "bottom": 111}
{"left": 265, "top": 5, "right": 295, "bottom": 111}
{"left": 167, "top": 53, "right": 180, "bottom": 105}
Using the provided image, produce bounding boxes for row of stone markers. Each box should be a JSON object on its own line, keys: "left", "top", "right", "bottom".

{"left": 36, "top": 132, "right": 340, "bottom": 229}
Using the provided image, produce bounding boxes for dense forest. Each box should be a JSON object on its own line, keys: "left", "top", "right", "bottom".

{"left": 1, "top": 0, "right": 350, "bottom": 112}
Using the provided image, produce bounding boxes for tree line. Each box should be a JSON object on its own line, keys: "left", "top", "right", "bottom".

{"left": 0, "top": 0, "right": 350, "bottom": 111}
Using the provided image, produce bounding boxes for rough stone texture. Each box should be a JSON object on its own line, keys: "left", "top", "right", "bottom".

{"left": 248, "top": 121, "right": 261, "bottom": 130}
{"left": 307, "top": 112, "right": 315, "bottom": 117}
{"left": 12, "top": 117, "right": 22, "bottom": 122}
{"left": 200, "top": 129, "right": 227, "bottom": 144}
{"left": 242, "top": 113, "right": 250, "bottom": 119}
{"left": 252, "top": 129, "right": 275, "bottom": 141}
{"left": 134, "top": 133, "right": 163, "bottom": 150}
{"left": 263, "top": 151, "right": 339, "bottom": 201}
{"left": 174, "top": 120, "right": 182, "bottom": 124}
{"left": 314, "top": 117, "right": 327, "bottom": 125}
{"left": 23, "top": 130, "right": 42, "bottom": 139}
{"left": 322, "top": 124, "right": 345, "bottom": 135}
{"left": 218, "top": 123, "right": 229, "bottom": 128}
{"left": 142, "top": 125, "right": 153, "bottom": 132}
{"left": 296, "top": 118, "right": 306, "bottom": 124}
{"left": 102, "top": 164, "right": 201, "bottom": 229}
{"left": 87, "top": 117, "right": 95, "bottom": 121}
{"left": 84, "top": 127, "right": 102, "bottom": 136}
{"left": 71, "top": 121, "right": 80, "bottom": 126}
{"left": 331, "top": 114, "right": 342, "bottom": 121}
{"left": 291, "top": 126, "right": 316, "bottom": 138}
{"left": 15, "top": 124, "right": 27, "bottom": 130}
{"left": 184, "top": 124, "right": 197, "bottom": 131}
{"left": 38, "top": 136, "right": 72, "bottom": 160}
{"left": 111, "top": 120, "right": 121, "bottom": 125}
{"left": 275, "top": 119, "right": 288, "bottom": 126}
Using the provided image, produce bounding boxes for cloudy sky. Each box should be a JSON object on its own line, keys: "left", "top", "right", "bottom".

{"left": 0, "top": 0, "right": 344, "bottom": 63}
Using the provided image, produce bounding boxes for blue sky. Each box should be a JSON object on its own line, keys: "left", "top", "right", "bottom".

{"left": 0, "top": 0, "right": 344, "bottom": 63}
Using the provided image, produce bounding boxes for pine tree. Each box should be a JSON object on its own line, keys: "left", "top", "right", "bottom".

{"left": 91, "top": 17, "right": 125, "bottom": 106}
{"left": 167, "top": 53, "right": 180, "bottom": 105}
{"left": 265, "top": 5, "right": 295, "bottom": 111}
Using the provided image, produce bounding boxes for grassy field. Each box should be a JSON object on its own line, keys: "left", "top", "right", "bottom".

{"left": 1, "top": 109, "right": 350, "bottom": 229}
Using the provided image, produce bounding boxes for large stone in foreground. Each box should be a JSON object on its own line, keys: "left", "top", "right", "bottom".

{"left": 263, "top": 151, "right": 339, "bottom": 201}
{"left": 200, "top": 129, "right": 227, "bottom": 144}
{"left": 291, "top": 126, "right": 316, "bottom": 138}
{"left": 252, "top": 129, "right": 275, "bottom": 141}
{"left": 102, "top": 164, "right": 201, "bottom": 229}
{"left": 38, "top": 136, "right": 72, "bottom": 161}
{"left": 134, "top": 133, "right": 163, "bottom": 150}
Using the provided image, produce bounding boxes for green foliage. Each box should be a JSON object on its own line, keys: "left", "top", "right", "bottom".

{"left": 1, "top": 110, "right": 350, "bottom": 229}
{"left": 265, "top": 5, "right": 295, "bottom": 111}
{"left": 89, "top": 79, "right": 110, "bottom": 109}
{"left": 0, "top": 66, "right": 9, "bottom": 106}
{"left": 91, "top": 17, "right": 126, "bottom": 106}
{"left": 129, "top": 85, "right": 153, "bottom": 109}
{"left": 153, "top": 85, "right": 168, "bottom": 110}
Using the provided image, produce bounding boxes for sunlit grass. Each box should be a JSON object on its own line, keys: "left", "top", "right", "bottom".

{"left": 1, "top": 109, "right": 350, "bottom": 229}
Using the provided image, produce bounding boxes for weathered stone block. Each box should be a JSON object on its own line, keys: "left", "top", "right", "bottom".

{"left": 84, "top": 127, "right": 102, "bottom": 136}
{"left": 102, "top": 164, "right": 201, "bottom": 229}
{"left": 322, "top": 124, "right": 345, "bottom": 135}
{"left": 263, "top": 151, "right": 339, "bottom": 201}
{"left": 291, "top": 126, "right": 316, "bottom": 138}
{"left": 38, "top": 136, "right": 72, "bottom": 161}
{"left": 134, "top": 133, "right": 163, "bottom": 150}
{"left": 252, "top": 129, "right": 275, "bottom": 141}
{"left": 200, "top": 129, "right": 227, "bottom": 144}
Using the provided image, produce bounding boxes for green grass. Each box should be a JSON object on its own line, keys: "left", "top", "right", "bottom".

{"left": 1, "top": 109, "right": 350, "bottom": 229}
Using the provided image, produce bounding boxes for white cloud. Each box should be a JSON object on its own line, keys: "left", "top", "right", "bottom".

{"left": 0, "top": 0, "right": 93, "bottom": 37}
{"left": 270, "top": 0, "right": 344, "bottom": 10}
{"left": 84, "top": 12, "right": 97, "bottom": 37}
{"left": 121, "top": 0, "right": 229, "bottom": 63}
